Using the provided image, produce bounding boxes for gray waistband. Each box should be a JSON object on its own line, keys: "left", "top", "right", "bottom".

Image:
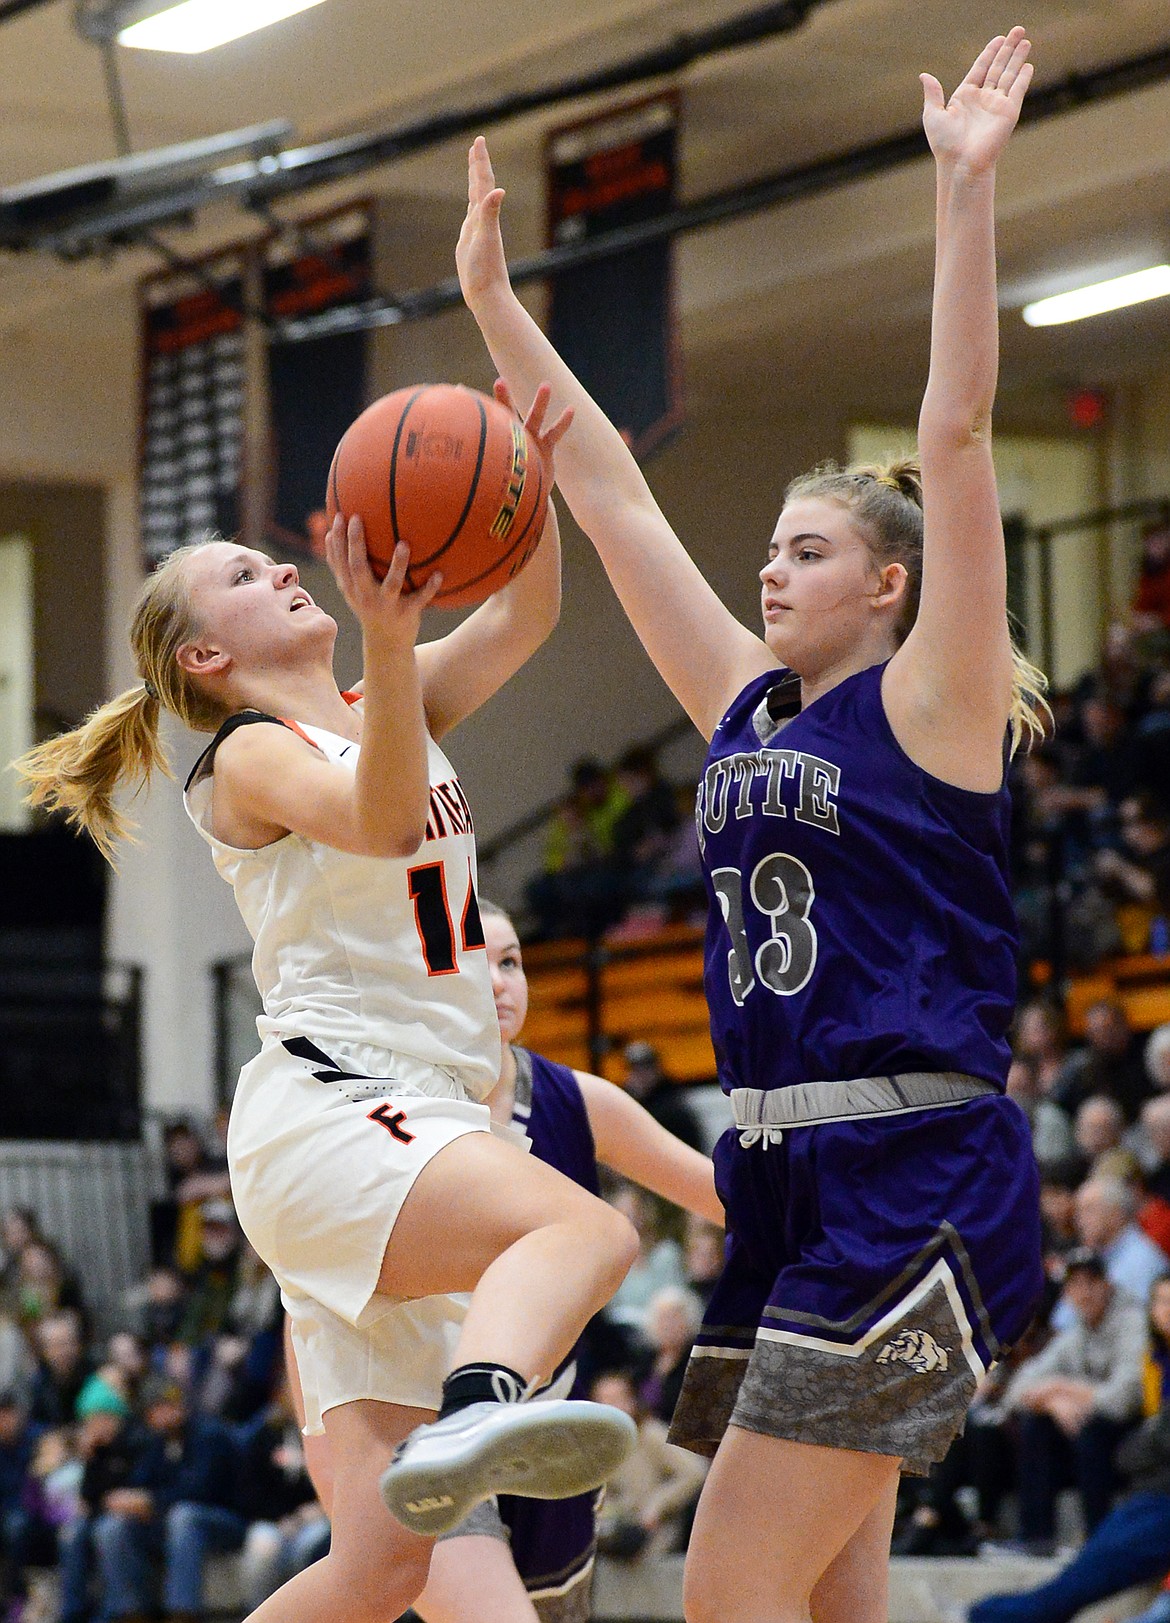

{"left": 731, "top": 1072, "right": 997, "bottom": 1147}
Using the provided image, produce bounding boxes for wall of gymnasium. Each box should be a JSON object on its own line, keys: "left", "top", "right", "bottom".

{"left": 0, "top": 210, "right": 1157, "bottom": 1119}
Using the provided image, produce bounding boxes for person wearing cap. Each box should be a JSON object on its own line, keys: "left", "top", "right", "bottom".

{"left": 56, "top": 1374, "right": 140, "bottom": 1623}
{"left": 88, "top": 1372, "right": 245, "bottom": 1622}
{"left": 997, "top": 1248, "right": 1148, "bottom": 1553}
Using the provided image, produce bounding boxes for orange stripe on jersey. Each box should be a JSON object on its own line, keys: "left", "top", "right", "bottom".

{"left": 277, "top": 717, "right": 324, "bottom": 752}
{"left": 341, "top": 690, "right": 362, "bottom": 706}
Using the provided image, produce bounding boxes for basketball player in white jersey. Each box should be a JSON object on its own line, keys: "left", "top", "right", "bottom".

{"left": 15, "top": 385, "right": 638, "bottom": 1623}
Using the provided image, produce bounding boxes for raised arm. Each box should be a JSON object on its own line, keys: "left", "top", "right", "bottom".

{"left": 884, "top": 28, "right": 1033, "bottom": 791}
{"left": 575, "top": 1070, "right": 723, "bottom": 1225}
{"left": 416, "top": 382, "right": 568, "bottom": 739}
{"left": 458, "top": 137, "right": 775, "bottom": 740}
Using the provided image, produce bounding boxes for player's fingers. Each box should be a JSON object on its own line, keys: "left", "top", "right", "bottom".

{"left": 920, "top": 73, "right": 945, "bottom": 113}
{"left": 986, "top": 26, "right": 1025, "bottom": 89}
{"left": 542, "top": 404, "right": 575, "bottom": 452}
{"left": 1006, "top": 57, "right": 1034, "bottom": 110}
{"left": 382, "top": 541, "right": 411, "bottom": 596}
{"left": 524, "top": 381, "right": 553, "bottom": 437}
{"left": 963, "top": 34, "right": 1004, "bottom": 90}
{"left": 998, "top": 34, "right": 1031, "bottom": 93}
{"left": 493, "top": 377, "right": 516, "bottom": 415}
{"left": 416, "top": 570, "right": 444, "bottom": 610}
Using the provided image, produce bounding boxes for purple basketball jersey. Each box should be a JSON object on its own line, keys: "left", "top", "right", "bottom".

{"left": 696, "top": 661, "right": 1018, "bottom": 1095}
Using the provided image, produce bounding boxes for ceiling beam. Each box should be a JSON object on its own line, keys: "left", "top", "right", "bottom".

{"left": 278, "top": 32, "right": 1170, "bottom": 342}
{"left": 1, "top": 0, "right": 838, "bottom": 253}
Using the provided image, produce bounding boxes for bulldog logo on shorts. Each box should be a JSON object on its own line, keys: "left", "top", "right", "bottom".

{"left": 875, "top": 1329, "right": 950, "bottom": 1374}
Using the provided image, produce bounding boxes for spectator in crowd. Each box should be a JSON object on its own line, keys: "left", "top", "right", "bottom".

{"left": 89, "top": 1373, "right": 245, "bottom": 1622}
{"left": 0, "top": 1317, "right": 32, "bottom": 1411}
{"left": 967, "top": 1288, "right": 1170, "bottom": 1621}
{"left": 1094, "top": 794, "right": 1170, "bottom": 943}
{"left": 1053, "top": 1000, "right": 1150, "bottom": 1122}
{"left": 151, "top": 1121, "right": 232, "bottom": 1274}
{"left": 178, "top": 1201, "right": 242, "bottom": 1348}
{"left": 1131, "top": 521, "right": 1170, "bottom": 636}
{"left": 1071, "top": 1095, "right": 1131, "bottom": 1181}
{"left": 999, "top": 1247, "right": 1148, "bottom": 1553}
{"left": 605, "top": 1183, "right": 687, "bottom": 1332}
{"left": 527, "top": 757, "right": 631, "bottom": 939}
{"left": 0, "top": 1210, "right": 43, "bottom": 1313}
{"left": 0, "top": 1390, "right": 39, "bottom": 1613}
{"left": 55, "top": 1375, "right": 140, "bottom": 1623}
{"left": 621, "top": 1042, "right": 704, "bottom": 1153}
{"left": 591, "top": 1369, "right": 707, "bottom": 1562}
{"left": 1014, "top": 1000, "right": 1072, "bottom": 1099}
{"left": 610, "top": 746, "right": 682, "bottom": 908}
{"left": 121, "top": 1267, "right": 188, "bottom": 1355}
{"left": 682, "top": 1216, "right": 725, "bottom": 1309}
{"left": 1144, "top": 1094, "right": 1170, "bottom": 1206}
{"left": 28, "top": 1313, "right": 91, "bottom": 1430}
{"left": 14, "top": 1240, "right": 86, "bottom": 1334}
{"left": 1066, "top": 1178, "right": 1170, "bottom": 1319}
{"left": 1149, "top": 1024, "right": 1170, "bottom": 1098}
{"left": 1007, "top": 1057, "right": 1075, "bottom": 1167}
{"left": 190, "top": 1242, "right": 282, "bottom": 1424}
{"left": 236, "top": 1383, "right": 329, "bottom": 1611}
{"left": 638, "top": 1287, "right": 703, "bottom": 1426}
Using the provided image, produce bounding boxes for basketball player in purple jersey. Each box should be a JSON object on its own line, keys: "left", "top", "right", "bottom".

{"left": 459, "top": 27, "right": 1047, "bottom": 1622}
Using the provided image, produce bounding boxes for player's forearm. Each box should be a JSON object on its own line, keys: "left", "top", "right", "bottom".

{"left": 919, "top": 163, "right": 1000, "bottom": 450}
{"left": 471, "top": 287, "right": 656, "bottom": 531}
{"left": 354, "top": 637, "right": 431, "bottom": 855}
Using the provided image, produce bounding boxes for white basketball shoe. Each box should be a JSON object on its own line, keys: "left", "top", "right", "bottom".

{"left": 379, "top": 1397, "right": 638, "bottom": 1537}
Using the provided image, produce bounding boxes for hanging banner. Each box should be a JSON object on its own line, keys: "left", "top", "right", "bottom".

{"left": 265, "top": 204, "right": 372, "bottom": 560}
{"left": 139, "top": 253, "right": 246, "bottom": 567}
{"left": 546, "top": 93, "right": 682, "bottom": 459}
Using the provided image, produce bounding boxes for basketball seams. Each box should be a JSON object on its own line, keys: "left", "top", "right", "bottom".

{"left": 434, "top": 457, "right": 547, "bottom": 604}
{"left": 388, "top": 386, "right": 429, "bottom": 569}
{"left": 404, "top": 394, "right": 489, "bottom": 585}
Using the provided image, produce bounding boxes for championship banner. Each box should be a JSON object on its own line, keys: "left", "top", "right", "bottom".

{"left": 139, "top": 252, "right": 246, "bottom": 566}
{"left": 546, "top": 93, "right": 682, "bottom": 458}
{"left": 265, "top": 204, "right": 372, "bottom": 560}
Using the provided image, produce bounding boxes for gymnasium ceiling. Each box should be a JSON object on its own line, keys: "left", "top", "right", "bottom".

{"left": 5, "top": 0, "right": 1170, "bottom": 428}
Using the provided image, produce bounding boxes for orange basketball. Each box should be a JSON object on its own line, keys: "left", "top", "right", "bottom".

{"left": 325, "top": 383, "right": 549, "bottom": 609}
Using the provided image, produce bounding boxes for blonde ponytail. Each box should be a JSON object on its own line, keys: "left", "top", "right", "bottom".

{"left": 15, "top": 684, "right": 171, "bottom": 862}
{"left": 12, "top": 538, "right": 226, "bottom": 864}
{"left": 1008, "top": 640, "right": 1051, "bottom": 758}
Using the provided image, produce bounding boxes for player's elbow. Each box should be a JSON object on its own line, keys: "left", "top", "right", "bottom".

{"left": 918, "top": 395, "right": 994, "bottom": 455}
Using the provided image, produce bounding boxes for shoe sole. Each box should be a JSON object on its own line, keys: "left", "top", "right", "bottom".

{"left": 380, "top": 1401, "right": 637, "bottom": 1537}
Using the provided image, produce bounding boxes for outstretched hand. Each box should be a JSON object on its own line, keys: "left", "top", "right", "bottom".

{"left": 921, "top": 26, "right": 1032, "bottom": 173}
{"left": 495, "top": 377, "right": 574, "bottom": 487}
{"left": 325, "top": 514, "right": 442, "bottom": 649}
{"left": 457, "top": 135, "right": 510, "bottom": 313}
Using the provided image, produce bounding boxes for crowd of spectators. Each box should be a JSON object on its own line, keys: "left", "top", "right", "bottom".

{"left": 0, "top": 1115, "right": 322, "bottom": 1623}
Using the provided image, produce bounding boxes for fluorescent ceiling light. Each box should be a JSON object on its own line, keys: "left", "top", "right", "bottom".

{"left": 118, "top": 0, "right": 325, "bottom": 53}
{"left": 1023, "top": 265, "right": 1170, "bottom": 327}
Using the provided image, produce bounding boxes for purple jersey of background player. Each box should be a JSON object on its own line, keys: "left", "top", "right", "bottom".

{"left": 697, "top": 661, "right": 1018, "bottom": 1097}
{"left": 494, "top": 1045, "right": 601, "bottom": 1606}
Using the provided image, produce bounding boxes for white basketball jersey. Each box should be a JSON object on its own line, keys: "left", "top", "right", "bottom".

{"left": 184, "top": 712, "right": 501, "bottom": 1100}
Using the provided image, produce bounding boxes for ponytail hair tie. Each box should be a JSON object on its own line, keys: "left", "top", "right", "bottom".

{"left": 143, "top": 679, "right": 159, "bottom": 702}
{"left": 875, "top": 472, "right": 902, "bottom": 491}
